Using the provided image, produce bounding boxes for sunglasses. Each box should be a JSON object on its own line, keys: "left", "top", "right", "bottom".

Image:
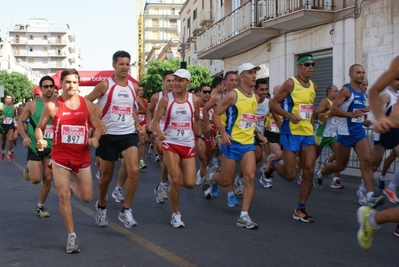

{"left": 202, "top": 90, "right": 211, "bottom": 94}
{"left": 42, "top": 84, "right": 55, "bottom": 89}
{"left": 301, "top": 62, "right": 316, "bottom": 67}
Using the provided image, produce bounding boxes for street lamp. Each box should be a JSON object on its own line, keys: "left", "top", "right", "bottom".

{"left": 0, "top": 56, "right": 13, "bottom": 74}
{"left": 166, "top": 39, "right": 186, "bottom": 69}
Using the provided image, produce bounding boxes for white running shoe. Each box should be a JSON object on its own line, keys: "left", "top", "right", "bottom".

{"left": 112, "top": 187, "right": 125, "bottom": 203}
{"left": 170, "top": 212, "right": 185, "bottom": 228}
{"left": 95, "top": 200, "right": 108, "bottom": 227}
{"left": 118, "top": 208, "right": 138, "bottom": 228}
{"left": 196, "top": 169, "right": 202, "bottom": 185}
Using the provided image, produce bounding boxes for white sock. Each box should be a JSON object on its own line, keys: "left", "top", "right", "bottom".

{"left": 240, "top": 211, "right": 248, "bottom": 218}
{"left": 366, "top": 191, "right": 374, "bottom": 201}
{"left": 379, "top": 175, "right": 385, "bottom": 181}
{"left": 368, "top": 211, "right": 380, "bottom": 228}
{"left": 68, "top": 232, "right": 76, "bottom": 238}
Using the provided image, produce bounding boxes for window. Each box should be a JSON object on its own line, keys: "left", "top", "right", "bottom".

{"left": 171, "top": 8, "right": 175, "bottom": 15}
{"left": 42, "top": 47, "right": 48, "bottom": 52}
{"left": 152, "top": 19, "right": 159, "bottom": 27}
{"left": 29, "top": 47, "right": 33, "bottom": 52}
{"left": 28, "top": 58, "right": 34, "bottom": 64}
{"left": 43, "top": 35, "right": 47, "bottom": 40}
{"left": 29, "top": 35, "right": 34, "bottom": 40}
{"left": 202, "top": 0, "right": 205, "bottom": 9}
{"left": 187, "top": 17, "right": 191, "bottom": 29}
{"left": 170, "top": 19, "right": 177, "bottom": 28}
{"left": 42, "top": 59, "right": 48, "bottom": 64}
{"left": 193, "top": 9, "right": 197, "bottom": 20}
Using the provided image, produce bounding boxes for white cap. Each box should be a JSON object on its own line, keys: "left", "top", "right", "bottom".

{"left": 238, "top": 63, "right": 261, "bottom": 76}
{"left": 172, "top": 69, "right": 191, "bottom": 81}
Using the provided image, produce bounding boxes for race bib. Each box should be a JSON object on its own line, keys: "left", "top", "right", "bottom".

{"left": 299, "top": 104, "right": 313, "bottom": 120}
{"left": 208, "top": 109, "right": 214, "bottom": 121}
{"left": 159, "top": 117, "right": 166, "bottom": 130}
{"left": 138, "top": 114, "right": 145, "bottom": 123}
{"left": 351, "top": 109, "right": 364, "bottom": 123}
{"left": 110, "top": 105, "right": 132, "bottom": 122}
{"left": 44, "top": 125, "right": 54, "bottom": 139}
{"left": 61, "top": 125, "right": 85, "bottom": 144}
{"left": 255, "top": 115, "right": 266, "bottom": 128}
{"left": 3, "top": 117, "right": 13, "bottom": 124}
{"left": 270, "top": 120, "right": 279, "bottom": 132}
{"left": 170, "top": 121, "right": 191, "bottom": 137}
{"left": 239, "top": 113, "right": 257, "bottom": 130}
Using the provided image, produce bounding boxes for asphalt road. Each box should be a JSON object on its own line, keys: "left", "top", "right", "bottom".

{"left": 1, "top": 139, "right": 398, "bottom": 267}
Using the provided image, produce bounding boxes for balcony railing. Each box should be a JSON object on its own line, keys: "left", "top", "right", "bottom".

{"left": 199, "top": 8, "right": 213, "bottom": 26}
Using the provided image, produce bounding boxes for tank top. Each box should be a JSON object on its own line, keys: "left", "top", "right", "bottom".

{"left": 1, "top": 104, "right": 14, "bottom": 125}
{"left": 28, "top": 98, "right": 53, "bottom": 150}
{"left": 99, "top": 78, "right": 137, "bottom": 135}
{"left": 265, "top": 113, "right": 281, "bottom": 134}
{"left": 225, "top": 89, "right": 258, "bottom": 145}
{"left": 255, "top": 98, "right": 269, "bottom": 135}
{"left": 163, "top": 92, "right": 195, "bottom": 147}
{"left": 138, "top": 97, "right": 148, "bottom": 126}
{"left": 280, "top": 76, "right": 315, "bottom": 136}
{"left": 52, "top": 96, "right": 91, "bottom": 163}
{"left": 154, "top": 91, "right": 166, "bottom": 130}
{"left": 337, "top": 83, "right": 367, "bottom": 136}
{"left": 315, "top": 98, "right": 339, "bottom": 138}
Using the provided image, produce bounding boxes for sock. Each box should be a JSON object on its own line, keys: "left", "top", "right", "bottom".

{"left": 173, "top": 211, "right": 180, "bottom": 215}
{"left": 379, "top": 175, "right": 385, "bottom": 181}
{"left": 227, "top": 191, "right": 234, "bottom": 197}
{"left": 359, "top": 180, "right": 366, "bottom": 193}
{"left": 316, "top": 170, "right": 323, "bottom": 179}
{"left": 333, "top": 177, "right": 340, "bottom": 182}
{"left": 68, "top": 232, "right": 76, "bottom": 238}
{"left": 366, "top": 191, "right": 374, "bottom": 201}
{"left": 270, "top": 160, "right": 278, "bottom": 170}
{"left": 140, "top": 159, "right": 144, "bottom": 163}
{"left": 240, "top": 211, "right": 248, "bottom": 218}
{"left": 121, "top": 207, "right": 128, "bottom": 212}
{"left": 37, "top": 203, "right": 43, "bottom": 207}
{"left": 297, "top": 203, "right": 305, "bottom": 211}
{"left": 8, "top": 151, "right": 12, "bottom": 155}
{"left": 368, "top": 211, "right": 380, "bottom": 228}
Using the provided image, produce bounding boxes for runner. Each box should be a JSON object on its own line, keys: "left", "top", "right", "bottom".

{"left": 0, "top": 93, "right": 16, "bottom": 161}
{"left": 137, "top": 84, "right": 149, "bottom": 169}
{"left": 35, "top": 68, "right": 103, "bottom": 254}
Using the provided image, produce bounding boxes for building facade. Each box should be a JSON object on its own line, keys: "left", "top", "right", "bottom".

{"left": 7, "top": 18, "right": 82, "bottom": 76}
{"left": 197, "top": 0, "right": 399, "bottom": 105}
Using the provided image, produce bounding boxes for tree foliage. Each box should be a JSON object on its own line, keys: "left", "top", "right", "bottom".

{"left": 0, "top": 70, "right": 34, "bottom": 103}
{"left": 141, "top": 59, "right": 212, "bottom": 99}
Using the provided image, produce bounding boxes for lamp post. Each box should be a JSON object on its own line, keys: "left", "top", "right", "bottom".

{"left": 166, "top": 39, "right": 186, "bottom": 69}
{"left": 0, "top": 57, "right": 13, "bottom": 74}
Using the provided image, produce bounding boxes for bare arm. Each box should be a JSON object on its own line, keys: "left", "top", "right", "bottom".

{"left": 17, "top": 101, "right": 34, "bottom": 147}
{"left": 269, "top": 79, "right": 301, "bottom": 123}
{"left": 35, "top": 102, "right": 56, "bottom": 151}
{"left": 146, "top": 93, "right": 158, "bottom": 132}
{"left": 315, "top": 98, "right": 330, "bottom": 122}
{"left": 202, "top": 94, "right": 220, "bottom": 133}
{"left": 86, "top": 80, "right": 108, "bottom": 102}
{"left": 213, "top": 91, "right": 237, "bottom": 145}
{"left": 151, "top": 95, "right": 168, "bottom": 141}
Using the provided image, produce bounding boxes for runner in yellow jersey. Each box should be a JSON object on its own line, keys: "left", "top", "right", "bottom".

{"left": 269, "top": 54, "right": 318, "bottom": 223}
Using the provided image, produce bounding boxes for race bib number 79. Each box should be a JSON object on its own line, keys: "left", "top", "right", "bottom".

{"left": 170, "top": 121, "right": 191, "bottom": 137}
{"left": 61, "top": 125, "right": 85, "bottom": 144}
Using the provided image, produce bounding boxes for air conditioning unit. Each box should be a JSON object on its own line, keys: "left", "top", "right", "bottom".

{"left": 258, "top": 0, "right": 276, "bottom": 21}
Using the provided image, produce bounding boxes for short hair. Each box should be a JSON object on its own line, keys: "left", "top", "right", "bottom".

{"left": 39, "top": 76, "right": 55, "bottom": 87}
{"left": 60, "top": 69, "right": 80, "bottom": 81}
{"left": 138, "top": 84, "right": 144, "bottom": 88}
{"left": 200, "top": 83, "right": 211, "bottom": 91}
{"left": 4, "top": 93, "right": 12, "bottom": 99}
{"left": 349, "top": 64, "right": 363, "bottom": 73}
{"left": 224, "top": 71, "right": 238, "bottom": 80}
{"left": 255, "top": 78, "right": 268, "bottom": 89}
{"left": 211, "top": 76, "right": 223, "bottom": 89}
{"left": 162, "top": 70, "right": 174, "bottom": 80}
{"left": 325, "top": 85, "right": 334, "bottom": 96}
{"left": 112, "top": 50, "right": 131, "bottom": 64}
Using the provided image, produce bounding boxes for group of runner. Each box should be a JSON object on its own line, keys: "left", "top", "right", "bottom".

{"left": 5, "top": 50, "right": 399, "bottom": 253}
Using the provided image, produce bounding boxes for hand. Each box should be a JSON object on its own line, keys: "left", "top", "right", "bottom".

{"left": 158, "top": 132, "right": 167, "bottom": 141}
{"left": 318, "top": 113, "right": 329, "bottom": 122}
{"left": 220, "top": 132, "right": 232, "bottom": 146}
{"left": 147, "top": 124, "right": 153, "bottom": 133}
{"left": 196, "top": 138, "right": 206, "bottom": 152}
{"left": 88, "top": 137, "right": 99, "bottom": 148}
{"left": 98, "top": 120, "right": 108, "bottom": 135}
{"left": 288, "top": 114, "right": 302, "bottom": 124}
{"left": 36, "top": 139, "right": 48, "bottom": 151}
{"left": 257, "top": 134, "right": 268, "bottom": 145}
{"left": 23, "top": 137, "right": 31, "bottom": 148}
{"left": 363, "top": 119, "right": 373, "bottom": 128}
{"left": 373, "top": 116, "right": 395, "bottom": 133}
{"left": 353, "top": 109, "right": 364, "bottom": 118}
{"left": 137, "top": 125, "right": 145, "bottom": 136}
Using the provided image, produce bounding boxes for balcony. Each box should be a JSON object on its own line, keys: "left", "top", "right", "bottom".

{"left": 49, "top": 40, "right": 67, "bottom": 46}
{"left": 27, "top": 39, "right": 50, "bottom": 45}
{"left": 199, "top": 8, "right": 213, "bottom": 27}
{"left": 192, "top": 18, "right": 205, "bottom": 37}
{"left": 198, "top": 0, "right": 353, "bottom": 59}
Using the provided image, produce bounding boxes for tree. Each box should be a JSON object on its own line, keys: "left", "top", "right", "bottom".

{"left": 141, "top": 59, "right": 212, "bottom": 99}
{"left": 0, "top": 70, "right": 34, "bottom": 103}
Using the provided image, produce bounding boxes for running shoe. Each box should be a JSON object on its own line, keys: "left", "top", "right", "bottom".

{"left": 394, "top": 225, "right": 399, "bottom": 237}
{"left": 366, "top": 194, "right": 385, "bottom": 208}
{"left": 118, "top": 208, "right": 138, "bottom": 228}
{"left": 236, "top": 214, "right": 259, "bottom": 229}
{"left": 382, "top": 186, "right": 399, "bottom": 204}
{"left": 201, "top": 166, "right": 218, "bottom": 191}
{"left": 313, "top": 170, "right": 323, "bottom": 190}
{"left": 227, "top": 194, "right": 240, "bottom": 207}
{"left": 234, "top": 179, "right": 245, "bottom": 195}
{"left": 154, "top": 154, "right": 160, "bottom": 162}
{"left": 210, "top": 183, "right": 218, "bottom": 198}
{"left": 147, "top": 144, "right": 153, "bottom": 157}
{"left": 293, "top": 208, "right": 314, "bottom": 223}
{"left": 36, "top": 205, "right": 50, "bottom": 218}
{"left": 95, "top": 171, "right": 100, "bottom": 180}
{"left": 195, "top": 169, "right": 202, "bottom": 185}
{"left": 259, "top": 174, "right": 272, "bottom": 188}
{"left": 356, "top": 206, "right": 379, "bottom": 249}
{"left": 95, "top": 200, "right": 108, "bottom": 227}
{"left": 170, "top": 212, "right": 185, "bottom": 228}
{"left": 112, "top": 187, "right": 125, "bottom": 203}
{"left": 330, "top": 178, "right": 344, "bottom": 189}
{"left": 210, "top": 157, "right": 219, "bottom": 168}
{"left": 23, "top": 167, "right": 29, "bottom": 181}
{"left": 357, "top": 189, "right": 367, "bottom": 206}
{"left": 154, "top": 185, "right": 165, "bottom": 204}
{"left": 7, "top": 153, "right": 14, "bottom": 161}
{"left": 66, "top": 234, "right": 80, "bottom": 254}
{"left": 378, "top": 176, "right": 385, "bottom": 191}
{"left": 139, "top": 160, "right": 147, "bottom": 169}
{"left": 1, "top": 152, "right": 4, "bottom": 160}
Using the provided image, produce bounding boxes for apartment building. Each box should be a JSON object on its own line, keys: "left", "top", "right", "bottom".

{"left": 143, "top": 0, "right": 185, "bottom": 64}
{"left": 197, "top": 0, "right": 399, "bottom": 105}
{"left": 7, "top": 18, "right": 82, "bottom": 76}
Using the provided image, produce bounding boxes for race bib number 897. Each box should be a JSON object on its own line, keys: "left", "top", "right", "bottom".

{"left": 61, "top": 125, "right": 85, "bottom": 144}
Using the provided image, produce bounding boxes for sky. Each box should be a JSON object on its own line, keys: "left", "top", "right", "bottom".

{"left": 0, "top": 0, "right": 137, "bottom": 70}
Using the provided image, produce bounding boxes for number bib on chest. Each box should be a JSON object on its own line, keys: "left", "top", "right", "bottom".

{"left": 170, "top": 121, "right": 191, "bottom": 137}
{"left": 255, "top": 115, "right": 266, "bottom": 128}
{"left": 270, "top": 120, "right": 279, "bottom": 132}
{"left": 110, "top": 105, "right": 132, "bottom": 122}
{"left": 138, "top": 114, "right": 145, "bottom": 123}
{"left": 351, "top": 109, "right": 364, "bottom": 123}
{"left": 299, "top": 104, "right": 313, "bottom": 120}
{"left": 239, "top": 114, "right": 257, "bottom": 129}
{"left": 44, "top": 125, "right": 54, "bottom": 139}
{"left": 3, "top": 117, "right": 13, "bottom": 124}
{"left": 61, "top": 125, "right": 85, "bottom": 144}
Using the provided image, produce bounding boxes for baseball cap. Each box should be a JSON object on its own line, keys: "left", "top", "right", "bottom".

{"left": 172, "top": 69, "right": 191, "bottom": 81}
{"left": 238, "top": 63, "right": 261, "bottom": 76}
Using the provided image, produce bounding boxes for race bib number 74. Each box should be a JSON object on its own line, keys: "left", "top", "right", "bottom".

{"left": 61, "top": 125, "right": 85, "bottom": 144}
